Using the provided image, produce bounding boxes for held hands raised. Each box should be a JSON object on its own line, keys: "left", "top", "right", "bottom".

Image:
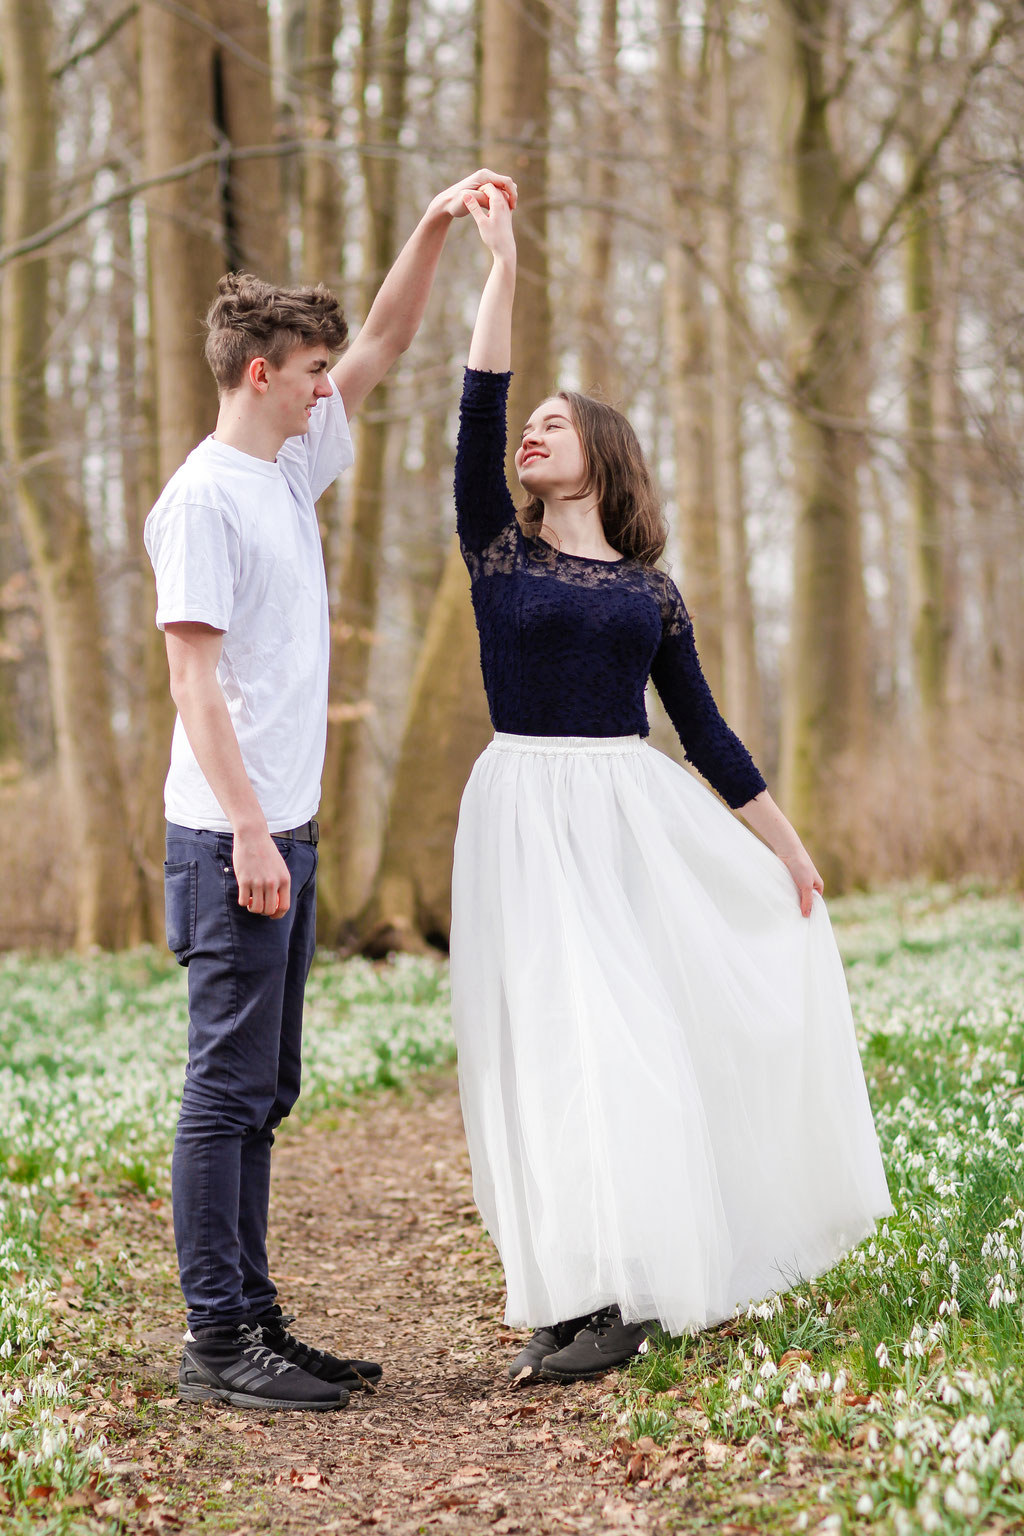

{"left": 432, "top": 168, "right": 518, "bottom": 221}
{"left": 462, "top": 181, "right": 517, "bottom": 261}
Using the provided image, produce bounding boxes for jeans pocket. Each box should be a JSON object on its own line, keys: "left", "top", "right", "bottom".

{"left": 164, "top": 860, "right": 198, "bottom": 964}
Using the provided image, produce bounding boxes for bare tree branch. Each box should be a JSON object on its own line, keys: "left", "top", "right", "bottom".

{"left": 52, "top": 4, "right": 139, "bottom": 79}
{"left": 825, "top": 5, "right": 1016, "bottom": 332}
{"left": 0, "top": 138, "right": 358, "bottom": 271}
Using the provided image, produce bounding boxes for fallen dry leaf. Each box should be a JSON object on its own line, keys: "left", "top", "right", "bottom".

{"left": 449, "top": 1465, "right": 489, "bottom": 1487}
{"left": 703, "top": 1438, "right": 730, "bottom": 1467}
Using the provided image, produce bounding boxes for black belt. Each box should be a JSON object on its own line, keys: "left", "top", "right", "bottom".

{"left": 274, "top": 819, "right": 319, "bottom": 846}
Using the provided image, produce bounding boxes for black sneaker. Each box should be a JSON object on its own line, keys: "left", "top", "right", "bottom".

{"left": 254, "top": 1306, "right": 383, "bottom": 1391}
{"left": 508, "top": 1315, "right": 591, "bottom": 1381}
{"left": 538, "top": 1305, "right": 652, "bottom": 1381}
{"left": 179, "top": 1323, "right": 348, "bottom": 1410}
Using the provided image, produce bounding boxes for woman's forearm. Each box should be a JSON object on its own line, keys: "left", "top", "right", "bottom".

{"left": 467, "top": 254, "right": 515, "bottom": 373}
{"left": 737, "top": 789, "right": 803, "bottom": 858}
{"left": 739, "top": 789, "right": 823, "bottom": 916}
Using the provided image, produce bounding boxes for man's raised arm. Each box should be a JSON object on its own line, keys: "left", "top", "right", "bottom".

{"left": 331, "top": 169, "right": 517, "bottom": 419}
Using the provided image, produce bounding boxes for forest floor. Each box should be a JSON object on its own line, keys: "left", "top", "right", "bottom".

{"left": 49, "top": 1070, "right": 833, "bottom": 1536}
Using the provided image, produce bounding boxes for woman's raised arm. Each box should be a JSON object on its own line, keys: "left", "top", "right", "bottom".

{"left": 464, "top": 184, "right": 516, "bottom": 371}
{"left": 454, "top": 185, "right": 519, "bottom": 560}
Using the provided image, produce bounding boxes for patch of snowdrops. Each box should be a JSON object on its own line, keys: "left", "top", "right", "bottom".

{"left": 618, "top": 887, "right": 1024, "bottom": 1534}
{"left": 0, "top": 945, "right": 452, "bottom": 1508}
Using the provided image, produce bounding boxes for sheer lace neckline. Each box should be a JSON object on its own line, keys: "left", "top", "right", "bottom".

{"left": 529, "top": 534, "right": 626, "bottom": 565}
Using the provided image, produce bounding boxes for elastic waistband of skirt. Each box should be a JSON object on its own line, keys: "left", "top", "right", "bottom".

{"left": 488, "top": 732, "right": 644, "bottom": 756}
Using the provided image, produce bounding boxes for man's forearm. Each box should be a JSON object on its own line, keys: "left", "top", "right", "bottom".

{"left": 360, "top": 199, "right": 453, "bottom": 359}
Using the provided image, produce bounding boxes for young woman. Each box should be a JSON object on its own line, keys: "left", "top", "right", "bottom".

{"left": 450, "top": 186, "right": 892, "bottom": 1383}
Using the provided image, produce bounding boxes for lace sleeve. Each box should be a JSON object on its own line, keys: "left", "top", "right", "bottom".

{"left": 455, "top": 368, "right": 518, "bottom": 560}
{"left": 648, "top": 574, "right": 767, "bottom": 809}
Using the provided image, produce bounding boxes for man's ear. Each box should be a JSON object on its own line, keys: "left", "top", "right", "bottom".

{"left": 247, "top": 356, "right": 271, "bottom": 394}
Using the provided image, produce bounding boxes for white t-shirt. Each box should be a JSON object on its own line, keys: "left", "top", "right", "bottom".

{"left": 144, "top": 380, "right": 354, "bottom": 832}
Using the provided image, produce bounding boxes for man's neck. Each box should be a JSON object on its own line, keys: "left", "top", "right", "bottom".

{"left": 212, "top": 400, "right": 286, "bottom": 463}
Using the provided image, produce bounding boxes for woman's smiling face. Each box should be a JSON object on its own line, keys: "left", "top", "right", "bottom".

{"left": 514, "top": 398, "right": 588, "bottom": 498}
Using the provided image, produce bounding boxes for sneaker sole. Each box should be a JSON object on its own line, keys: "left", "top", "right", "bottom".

{"left": 179, "top": 1382, "right": 348, "bottom": 1411}
{"left": 538, "top": 1356, "right": 640, "bottom": 1382}
{"left": 338, "top": 1369, "right": 383, "bottom": 1391}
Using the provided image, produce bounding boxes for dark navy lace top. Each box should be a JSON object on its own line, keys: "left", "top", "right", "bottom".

{"left": 455, "top": 369, "right": 766, "bottom": 809}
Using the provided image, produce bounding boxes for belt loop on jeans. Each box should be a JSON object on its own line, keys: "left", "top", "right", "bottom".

{"left": 274, "top": 819, "right": 319, "bottom": 846}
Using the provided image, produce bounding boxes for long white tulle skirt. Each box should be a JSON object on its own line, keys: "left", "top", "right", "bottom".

{"left": 449, "top": 733, "right": 892, "bottom": 1333}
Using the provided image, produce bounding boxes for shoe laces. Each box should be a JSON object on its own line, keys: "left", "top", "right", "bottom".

{"left": 587, "top": 1306, "right": 620, "bottom": 1337}
{"left": 237, "top": 1323, "right": 296, "bottom": 1376}
{"left": 261, "top": 1313, "right": 329, "bottom": 1368}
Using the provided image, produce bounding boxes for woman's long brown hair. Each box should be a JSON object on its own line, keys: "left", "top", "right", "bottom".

{"left": 519, "top": 391, "right": 668, "bottom": 565}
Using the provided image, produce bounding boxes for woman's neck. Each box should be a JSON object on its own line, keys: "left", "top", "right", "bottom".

{"left": 537, "top": 497, "right": 621, "bottom": 561}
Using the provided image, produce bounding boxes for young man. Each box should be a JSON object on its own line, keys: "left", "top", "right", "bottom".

{"left": 145, "top": 170, "right": 516, "bottom": 1412}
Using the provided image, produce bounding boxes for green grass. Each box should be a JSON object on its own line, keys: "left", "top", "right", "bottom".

{"left": 614, "top": 886, "right": 1024, "bottom": 1534}
{"left": 1, "top": 886, "right": 1023, "bottom": 1532}
{"left": 0, "top": 947, "right": 452, "bottom": 1520}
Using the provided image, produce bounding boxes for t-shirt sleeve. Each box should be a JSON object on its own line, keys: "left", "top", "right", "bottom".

{"left": 277, "top": 375, "right": 355, "bottom": 502}
{"left": 144, "top": 499, "right": 240, "bottom": 632}
{"left": 649, "top": 575, "right": 767, "bottom": 809}
{"left": 455, "top": 368, "right": 519, "bottom": 558}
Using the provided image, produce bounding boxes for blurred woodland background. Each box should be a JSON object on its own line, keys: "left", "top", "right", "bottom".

{"left": 0, "top": 0, "right": 1021, "bottom": 953}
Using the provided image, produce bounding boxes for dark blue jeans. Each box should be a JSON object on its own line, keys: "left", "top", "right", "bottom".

{"left": 164, "top": 824, "right": 318, "bottom": 1332}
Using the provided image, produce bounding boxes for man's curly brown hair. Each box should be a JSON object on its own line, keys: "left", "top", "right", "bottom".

{"left": 203, "top": 272, "right": 349, "bottom": 392}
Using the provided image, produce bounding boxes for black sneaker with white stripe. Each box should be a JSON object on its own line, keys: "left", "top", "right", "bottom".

{"left": 254, "top": 1306, "right": 383, "bottom": 1391}
{"left": 179, "top": 1323, "right": 348, "bottom": 1410}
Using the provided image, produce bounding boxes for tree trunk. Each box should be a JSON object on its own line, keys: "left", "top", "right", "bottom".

{"left": 579, "top": 0, "right": 618, "bottom": 398}
{"left": 482, "top": 0, "right": 553, "bottom": 475}
{"left": 317, "top": 0, "right": 411, "bottom": 938}
{"left": 903, "top": 1, "right": 948, "bottom": 737}
{"left": 359, "top": 0, "right": 553, "bottom": 952}
{"left": 296, "top": 0, "right": 345, "bottom": 293}
{"left": 768, "top": 0, "right": 869, "bottom": 887}
{"left": 657, "top": 0, "right": 722, "bottom": 692}
{"left": 212, "top": 0, "right": 288, "bottom": 280}
{"left": 706, "top": 0, "right": 762, "bottom": 755}
{"left": 0, "top": 0, "right": 136, "bottom": 949}
{"left": 359, "top": 537, "right": 487, "bottom": 954}
{"left": 139, "top": 1, "right": 223, "bottom": 486}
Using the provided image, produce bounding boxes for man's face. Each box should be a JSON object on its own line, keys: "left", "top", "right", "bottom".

{"left": 266, "top": 343, "right": 333, "bottom": 437}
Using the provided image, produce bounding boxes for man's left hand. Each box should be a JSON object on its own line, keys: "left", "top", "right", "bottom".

{"left": 433, "top": 169, "right": 518, "bottom": 219}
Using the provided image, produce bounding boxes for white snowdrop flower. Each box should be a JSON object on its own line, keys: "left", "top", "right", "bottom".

{"left": 874, "top": 1342, "right": 890, "bottom": 1370}
{"left": 753, "top": 1335, "right": 768, "bottom": 1358}
{"left": 894, "top": 1389, "right": 908, "bottom": 1406}
{"left": 758, "top": 1360, "right": 777, "bottom": 1380}
{"left": 855, "top": 1494, "right": 873, "bottom": 1515}
{"left": 1008, "top": 1442, "right": 1024, "bottom": 1483}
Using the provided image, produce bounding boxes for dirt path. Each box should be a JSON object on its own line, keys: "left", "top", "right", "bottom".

{"left": 86, "top": 1073, "right": 688, "bottom": 1535}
